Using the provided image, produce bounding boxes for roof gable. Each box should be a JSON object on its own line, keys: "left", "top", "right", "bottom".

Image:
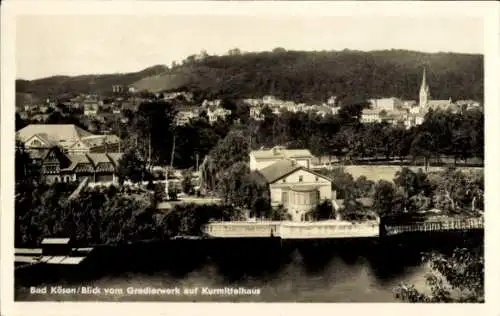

{"left": 24, "top": 133, "right": 55, "bottom": 148}
{"left": 274, "top": 166, "right": 332, "bottom": 184}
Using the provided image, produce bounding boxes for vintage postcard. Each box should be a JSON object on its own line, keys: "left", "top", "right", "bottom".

{"left": 1, "top": 1, "right": 499, "bottom": 316}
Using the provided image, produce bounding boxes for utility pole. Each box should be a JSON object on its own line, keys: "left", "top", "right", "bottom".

{"left": 165, "top": 134, "right": 176, "bottom": 200}
{"left": 170, "top": 135, "right": 176, "bottom": 168}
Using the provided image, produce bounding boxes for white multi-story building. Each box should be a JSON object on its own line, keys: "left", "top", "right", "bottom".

{"left": 175, "top": 107, "right": 200, "bottom": 126}
{"left": 250, "top": 107, "right": 264, "bottom": 120}
{"left": 249, "top": 146, "right": 314, "bottom": 171}
{"left": 206, "top": 107, "right": 231, "bottom": 124}
{"left": 369, "top": 97, "right": 403, "bottom": 112}
{"left": 258, "top": 159, "right": 334, "bottom": 221}
{"left": 361, "top": 109, "right": 383, "bottom": 124}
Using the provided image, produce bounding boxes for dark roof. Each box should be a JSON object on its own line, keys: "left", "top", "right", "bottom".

{"left": 259, "top": 159, "right": 302, "bottom": 183}
{"left": 87, "top": 153, "right": 112, "bottom": 165}
{"left": 259, "top": 159, "right": 334, "bottom": 184}
{"left": 64, "top": 154, "right": 92, "bottom": 171}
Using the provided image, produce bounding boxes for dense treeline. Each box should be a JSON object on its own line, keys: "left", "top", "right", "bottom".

{"left": 182, "top": 50, "right": 483, "bottom": 103}
{"left": 244, "top": 105, "right": 484, "bottom": 166}
{"left": 16, "top": 50, "right": 483, "bottom": 103}
{"left": 14, "top": 182, "right": 244, "bottom": 248}
{"left": 315, "top": 166, "right": 484, "bottom": 223}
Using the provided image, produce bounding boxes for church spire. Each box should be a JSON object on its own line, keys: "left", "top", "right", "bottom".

{"left": 419, "top": 68, "right": 430, "bottom": 108}
{"left": 421, "top": 68, "right": 427, "bottom": 90}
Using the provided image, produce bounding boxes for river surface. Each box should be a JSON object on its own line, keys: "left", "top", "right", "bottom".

{"left": 15, "top": 232, "right": 482, "bottom": 302}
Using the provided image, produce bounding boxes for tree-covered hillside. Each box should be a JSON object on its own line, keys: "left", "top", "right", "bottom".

{"left": 176, "top": 49, "right": 483, "bottom": 103}
{"left": 15, "top": 65, "right": 168, "bottom": 100}
{"left": 16, "top": 49, "right": 483, "bottom": 103}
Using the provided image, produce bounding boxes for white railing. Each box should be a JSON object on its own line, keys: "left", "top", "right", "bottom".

{"left": 204, "top": 221, "right": 379, "bottom": 239}
{"left": 205, "top": 222, "right": 280, "bottom": 238}
{"left": 384, "top": 218, "right": 483, "bottom": 236}
{"left": 205, "top": 217, "right": 483, "bottom": 238}
{"left": 279, "top": 222, "right": 379, "bottom": 239}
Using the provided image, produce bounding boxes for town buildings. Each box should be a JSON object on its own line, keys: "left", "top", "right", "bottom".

{"left": 206, "top": 107, "right": 232, "bottom": 124}
{"left": 369, "top": 97, "right": 403, "bottom": 112}
{"left": 175, "top": 106, "right": 200, "bottom": 126}
{"left": 249, "top": 146, "right": 314, "bottom": 171}
{"left": 33, "top": 147, "right": 123, "bottom": 184}
{"left": 360, "top": 109, "right": 383, "bottom": 124}
{"left": 17, "top": 124, "right": 123, "bottom": 185}
{"left": 83, "top": 99, "right": 100, "bottom": 116}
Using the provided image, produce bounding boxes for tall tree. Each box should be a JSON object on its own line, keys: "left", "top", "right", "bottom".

{"left": 132, "top": 101, "right": 178, "bottom": 165}
{"left": 116, "top": 148, "right": 147, "bottom": 184}
{"left": 373, "top": 180, "right": 396, "bottom": 217}
{"left": 15, "top": 140, "right": 39, "bottom": 184}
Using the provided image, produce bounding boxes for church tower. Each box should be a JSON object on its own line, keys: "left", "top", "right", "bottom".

{"left": 419, "top": 68, "right": 431, "bottom": 109}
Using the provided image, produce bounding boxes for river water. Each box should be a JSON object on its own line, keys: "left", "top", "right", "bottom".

{"left": 15, "top": 232, "right": 482, "bottom": 302}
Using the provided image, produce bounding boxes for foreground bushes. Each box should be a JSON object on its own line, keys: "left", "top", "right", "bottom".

{"left": 15, "top": 183, "right": 243, "bottom": 247}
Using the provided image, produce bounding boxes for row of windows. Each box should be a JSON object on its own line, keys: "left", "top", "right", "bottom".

{"left": 282, "top": 175, "right": 320, "bottom": 183}
{"left": 52, "top": 176, "right": 74, "bottom": 183}
{"left": 282, "top": 190, "right": 320, "bottom": 205}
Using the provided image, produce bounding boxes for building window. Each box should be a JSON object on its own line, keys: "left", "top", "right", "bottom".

{"left": 282, "top": 191, "right": 289, "bottom": 205}
{"left": 299, "top": 176, "right": 303, "bottom": 182}
{"left": 315, "top": 176, "right": 319, "bottom": 182}
{"left": 282, "top": 179, "right": 286, "bottom": 183}
{"left": 31, "top": 139, "right": 41, "bottom": 147}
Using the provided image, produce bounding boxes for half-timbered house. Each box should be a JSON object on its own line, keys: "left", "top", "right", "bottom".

{"left": 87, "top": 153, "right": 116, "bottom": 183}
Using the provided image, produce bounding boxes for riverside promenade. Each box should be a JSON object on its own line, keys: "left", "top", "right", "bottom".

{"left": 204, "top": 220, "right": 380, "bottom": 239}
{"left": 204, "top": 217, "right": 483, "bottom": 239}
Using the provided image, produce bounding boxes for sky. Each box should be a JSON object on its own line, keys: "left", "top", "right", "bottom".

{"left": 16, "top": 15, "right": 484, "bottom": 80}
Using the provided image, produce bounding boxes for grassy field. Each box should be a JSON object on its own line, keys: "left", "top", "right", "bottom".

{"left": 342, "top": 165, "right": 484, "bottom": 182}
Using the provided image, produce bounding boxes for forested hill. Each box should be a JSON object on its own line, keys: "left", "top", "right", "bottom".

{"left": 15, "top": 65, "right": 168, "bottom": 101}
{"left": 16, "top": 50, "right": 483, "bottom": 103}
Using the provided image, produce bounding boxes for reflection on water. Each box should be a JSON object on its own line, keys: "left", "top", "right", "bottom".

{"left": 15, "top": 232, "right": 482, "bottom": 302}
